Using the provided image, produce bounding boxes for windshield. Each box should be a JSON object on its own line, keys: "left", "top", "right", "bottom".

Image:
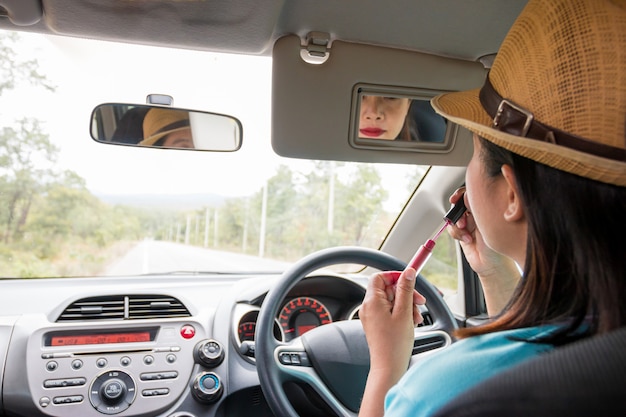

{"left": 0, "top": 30, "right": 427, "bottom": 278}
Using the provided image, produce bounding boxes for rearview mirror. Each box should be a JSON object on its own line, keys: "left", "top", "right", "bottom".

{"left": 90, "top": 104, "right": 242, "bottom": 151}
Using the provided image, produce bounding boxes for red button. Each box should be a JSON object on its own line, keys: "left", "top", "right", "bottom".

{"left": 180, "top": 325, "right": 196, "bottom": 339}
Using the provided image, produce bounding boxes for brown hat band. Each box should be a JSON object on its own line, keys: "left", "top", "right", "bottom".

{"left": 150, "top": 119, "right": 190, "bottom": 137}
{"left": 479, "top": 75, "right": 626, "bottom": 162}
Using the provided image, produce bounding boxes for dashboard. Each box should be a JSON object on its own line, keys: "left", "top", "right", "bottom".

{"left": 0, "top": 272, "right": 371, "bottom": 417}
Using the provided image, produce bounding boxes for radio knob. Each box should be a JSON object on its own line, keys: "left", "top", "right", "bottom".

{"left": 101, "top": 379, "right": 126, "bottom": 403}
{"left": 194, "top": 339, "right": 225, "bottom": 367}
{"left": 192, "top": 372, "right": 223, "bottom": 403}
{"left": 89, "top": 370, "right": 136, "bottom": 414}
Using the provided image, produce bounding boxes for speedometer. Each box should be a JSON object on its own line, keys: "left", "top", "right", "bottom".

{"left": 278, "top": 296, "right": 332, "bottom": 341}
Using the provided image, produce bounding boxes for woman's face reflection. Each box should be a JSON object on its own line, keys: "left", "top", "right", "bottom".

{"left": 161, "top": 128, "right": 194, "bottom": 148}
{"left": 359, "top": 95, "right": 411, "bottom": 140}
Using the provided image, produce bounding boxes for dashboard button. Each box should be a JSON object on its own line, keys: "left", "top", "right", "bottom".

{"left": 180, "top": 324, "right": 196, "bottom": 339}
{"left": 46, "top": 361, "right": 58, "bottom": 372}
{"left": 44, "top": 377, "right": 86, "bottom": 388}
{"left": 140, "top": 371, "right": 178, "bottom": 381}
{"left": 53, "top": 395, "right": 83, "bottom": 404}
{"left": 142, "top": 388, "right": 170, "bottom": 397}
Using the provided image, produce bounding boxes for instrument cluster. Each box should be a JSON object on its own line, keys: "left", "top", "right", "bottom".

{"left": 233, "top": 275, "right": 365, "bottom": 356}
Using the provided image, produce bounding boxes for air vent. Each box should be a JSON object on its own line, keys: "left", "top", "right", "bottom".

{"left": 128, "top": 295, "right": 191, "bottom": 319}
{"left": 57, "top": 296, "right": 125, "bottom": 321}
{"left": 57, "top": 295, "right": 191, "bottom": 322}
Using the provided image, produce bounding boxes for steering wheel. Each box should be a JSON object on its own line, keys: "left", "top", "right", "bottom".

{"left": 255, "top": 246, "right": 458, "bottom": 417}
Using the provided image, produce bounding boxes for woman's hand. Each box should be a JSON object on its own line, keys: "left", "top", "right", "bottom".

{"left": 447, "top": 188, "right": 521, "bottom": 315}
{"left": 358, "top": 268, "right": 426, "bottom": 417}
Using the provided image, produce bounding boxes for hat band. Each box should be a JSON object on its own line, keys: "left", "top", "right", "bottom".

{"left": 479, "top": 75, "right": 626, "bottom": 162}
{"left": 151, "top": 119, "right": 190, "bottom": 137}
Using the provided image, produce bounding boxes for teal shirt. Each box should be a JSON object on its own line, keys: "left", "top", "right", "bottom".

{"left": 384, "top": 325, "right": 558, "bottom": 417}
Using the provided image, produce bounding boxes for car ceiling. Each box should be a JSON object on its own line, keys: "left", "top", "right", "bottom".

{"left": 1, "top": 0, "right": 527, "bottom": 61}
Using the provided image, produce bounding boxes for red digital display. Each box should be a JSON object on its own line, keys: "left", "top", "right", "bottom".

{"left": 49, "top": 331, "right": 151, "bottom": 346}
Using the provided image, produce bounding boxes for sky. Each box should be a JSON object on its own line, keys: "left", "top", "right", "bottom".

{"left": 0, "top": 30, "right": 422, "bottom": 206}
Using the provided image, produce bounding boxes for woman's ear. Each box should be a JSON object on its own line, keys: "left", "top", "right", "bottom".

{"left": 500, "top": 164, "right": 524, "bottom": 222}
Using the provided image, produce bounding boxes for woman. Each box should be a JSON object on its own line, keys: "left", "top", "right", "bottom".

{"left": 359, "top": 95, "right": 414, "bottom": 141}
{"left": 358, "top": 0, "right": 626, "bottom": 416}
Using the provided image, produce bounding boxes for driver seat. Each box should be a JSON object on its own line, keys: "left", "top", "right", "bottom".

{"left": 432, "top": 326, "right": 626, "bottom": 416}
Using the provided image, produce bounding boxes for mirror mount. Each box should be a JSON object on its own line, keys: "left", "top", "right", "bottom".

{"left": 146, "top": 94, "right": 174, "bottom": 106}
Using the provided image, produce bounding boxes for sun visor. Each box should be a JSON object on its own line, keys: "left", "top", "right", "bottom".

{"left": 271, "top": 35, "right": 486, "bottom": 166}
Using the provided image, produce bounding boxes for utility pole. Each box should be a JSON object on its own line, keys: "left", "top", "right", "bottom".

{"left": 204, "top": 207, "right": 210, "bottom": 248}
{"left": 259, "top": 182, "right": 268, "bottom": 257}
{"left": 328, "top": 161, "right": 335, "bottom": 233}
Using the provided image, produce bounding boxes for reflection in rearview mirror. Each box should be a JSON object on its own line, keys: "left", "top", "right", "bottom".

{"left": 350, "top": 85, "right": 454, "bottom": 153}
{"left": 90, "top": 104, "right": 242, "bottom": 151}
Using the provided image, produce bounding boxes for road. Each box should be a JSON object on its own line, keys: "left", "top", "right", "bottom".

{"left": 105, "top": 239, "right": 292, "bottom": 276}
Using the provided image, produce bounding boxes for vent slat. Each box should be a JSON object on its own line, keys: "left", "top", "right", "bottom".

{"left": 128, "top": 295, "right": 190, "bottom": 319}
{"left": 57, "top": 295, "right": 190, "bottom": 322}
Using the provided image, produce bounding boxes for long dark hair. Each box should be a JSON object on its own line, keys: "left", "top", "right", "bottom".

{"left": 456, "top": 136, "right": 626, "bottom": 344}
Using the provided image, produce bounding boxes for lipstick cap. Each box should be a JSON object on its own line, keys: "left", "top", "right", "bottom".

{"left": 444, "top": 195, "right": 467, "bottom": 224}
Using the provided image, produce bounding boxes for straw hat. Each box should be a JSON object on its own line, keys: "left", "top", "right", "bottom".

{"left": 431, "top": 0, "right": 626, "bottom": 187}
{"left": 140, "top": 108, "right": 191, "bottom": 146}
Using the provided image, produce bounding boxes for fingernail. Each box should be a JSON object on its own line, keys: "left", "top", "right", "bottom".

{"left": 405, "top": 268, "right": 416, "bottom": 281}
{"left": 462, "top": 234, "right": 472, "bottom": 244}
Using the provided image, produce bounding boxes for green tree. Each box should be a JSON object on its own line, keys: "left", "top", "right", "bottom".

{"left": 334, "top": 164, "right": 387, "bottom": 245}
{"left": 0, "top": 31, "right": 54, "bottom": 94}
{"left": 0, "top": 118, "right": 59, "bottom": 243}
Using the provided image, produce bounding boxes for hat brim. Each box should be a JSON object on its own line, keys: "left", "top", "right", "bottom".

{"left": 431, "top": 89, "right": 626, "bottom": 187}
{"left": 139, "top": 126, "right": 191, "bottom": 147}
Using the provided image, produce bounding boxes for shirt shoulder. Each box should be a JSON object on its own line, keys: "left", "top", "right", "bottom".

{"left": 384, "top": 325, "right": 558, "bottom": 417}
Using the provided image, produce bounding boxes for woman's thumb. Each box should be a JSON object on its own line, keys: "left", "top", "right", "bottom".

{"left": 394, "top": 268, "right": 416, "bottom": 312}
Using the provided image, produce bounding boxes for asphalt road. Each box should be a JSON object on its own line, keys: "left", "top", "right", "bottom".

{"left": 105, "top": 239, "right": 292, "bottom": 276}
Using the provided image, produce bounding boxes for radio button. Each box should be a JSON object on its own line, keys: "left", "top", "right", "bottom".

{"left": 140, "top": 371, "right": 178, "bottom": 381}
{"left": 96, "top": 358, "right": 108, "bottom": 368}
{"left": 53, "top": 395, "right": 83, "bottom": 405}
{"left": 46, "top": 361, "right": 58, "bottom": 372}
{"left": 120, "top": 356, "right": 131, "bottom": 367}
{"left": 44, "top": 377, "right": 86, "bottom": 388}
{"left": 143, "top": 355, "right": 154, "bottom": 365}
{"left": 71, "top": 359, "right": 83, "bottom": 370}
{"left": 142, "top": 388, "right": 169, "bottom": 397}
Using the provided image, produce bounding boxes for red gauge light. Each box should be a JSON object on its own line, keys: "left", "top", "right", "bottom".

{"left": 278, "top": 296, "right": 332, "bottom": 341}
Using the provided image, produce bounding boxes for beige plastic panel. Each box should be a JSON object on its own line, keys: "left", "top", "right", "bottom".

{"left": 271, "top": 35, "right": 487, "bottom": 166}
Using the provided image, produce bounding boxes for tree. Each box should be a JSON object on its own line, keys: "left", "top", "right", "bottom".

{"left": 0, "top": 31, "right": 54, "bottom": 95}
{"left": 0, "top": 118, "right": 59, "bottom": 243}
{"left": 334, "top": 164, "right": 387, "bottom": 245}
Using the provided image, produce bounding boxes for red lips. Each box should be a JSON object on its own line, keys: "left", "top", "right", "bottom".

{"left": 359, "top": 127, "right": 385, "bottom": 137}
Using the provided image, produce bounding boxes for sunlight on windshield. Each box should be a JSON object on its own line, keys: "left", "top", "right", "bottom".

{"left": 0, "top": 30, "right": 427, "bottom": 278}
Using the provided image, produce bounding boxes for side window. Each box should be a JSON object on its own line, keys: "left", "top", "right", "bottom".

{"left": 422, "top": 231, "right": 458, "bottom": 298}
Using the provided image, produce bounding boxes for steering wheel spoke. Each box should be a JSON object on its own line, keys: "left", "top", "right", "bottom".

{"left": 274, "top": 339, "right": 357, "bottom": 417}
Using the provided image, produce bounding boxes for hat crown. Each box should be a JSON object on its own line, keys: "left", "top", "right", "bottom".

{"left": 489, "top": 0, "right": 626, "bottom": 151}
{"left": 143, "top": 108, "right": 190, "bottom": 139}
